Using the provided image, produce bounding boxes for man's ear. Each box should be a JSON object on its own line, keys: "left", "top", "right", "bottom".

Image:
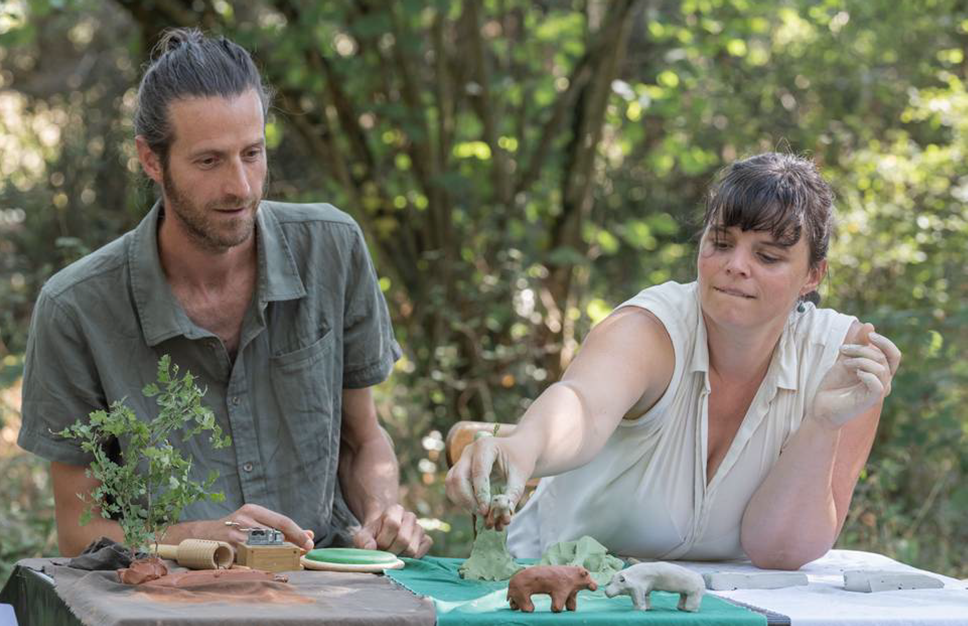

{"left": 801, "top": 259, "right": 827, "bottom": 297}
{"left": 135, "top": 136, "right": 164, "bottom": 185}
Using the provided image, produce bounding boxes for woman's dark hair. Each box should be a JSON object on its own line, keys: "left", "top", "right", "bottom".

{"left": 134, "top": 28, "right": 273, "bottom": 167}
{"left": 701, "top": 152, "right": 834, "bottom": 306}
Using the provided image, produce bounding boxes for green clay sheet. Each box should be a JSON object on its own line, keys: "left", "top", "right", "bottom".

{"left": 304, "top": 547, "right": 399, "bottom": 565}
{"left": 538, "top": 535, "right": 626, "bottom": 587}
{"left": 387, "top": 557, "right": 767, "bottom": 625}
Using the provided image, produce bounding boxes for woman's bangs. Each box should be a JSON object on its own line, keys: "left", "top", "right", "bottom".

{"left": 710, "top": 183, "right": 803, "bottom": 247}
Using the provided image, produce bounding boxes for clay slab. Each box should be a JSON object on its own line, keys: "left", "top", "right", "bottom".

{"left": 843, "top": 569, "right": 944, "bottom": 592}
{"left": 703, "top": 572, "right": 808, "bottom": 590}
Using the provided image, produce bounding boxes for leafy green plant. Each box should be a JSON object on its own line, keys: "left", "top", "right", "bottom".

{"left": 58, "top": 355, "right": 231, "bottom": 558}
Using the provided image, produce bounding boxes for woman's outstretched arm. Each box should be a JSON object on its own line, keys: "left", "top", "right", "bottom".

{"left": 445, "top": 307, "right": 674, "bottom": 525}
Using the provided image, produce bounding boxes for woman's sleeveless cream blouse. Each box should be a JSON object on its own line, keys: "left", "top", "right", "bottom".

{"left": 507, "top": 281, "right": 855, "bottom": 560}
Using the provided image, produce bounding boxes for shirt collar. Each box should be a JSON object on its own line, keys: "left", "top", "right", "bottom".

{"left": 689, "top": 287, "right": 710, "bottom": 380}
{"left": 129, "top": 201, "right": 194, "bottom": 346}
{"left": 689, "top": 284, "right": 799, "bottom": 392}
{"left": 773, "top": 320, "right": 799, "bottom": 391}
{"left": 255, "top": 202, "right": 307, "bottom": 303}
{"left": 129, "top": 200, "right": 306, "bottom": 347}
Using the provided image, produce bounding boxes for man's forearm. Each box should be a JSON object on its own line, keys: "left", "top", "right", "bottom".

{"left": 338, "top": 429, "right": 400, "bottom": 524}
{"left": 58, "top": 515, "right": 125, "bottom": 557}
{"left": 58, "top": 516, "right": 206, "bottom": 557}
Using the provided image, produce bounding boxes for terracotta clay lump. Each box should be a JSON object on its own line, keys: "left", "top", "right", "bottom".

{"left": 507, "top": 565, "right": 598, "bottom": 613}
{"left": 604, "top": 561, "right": 705, "bottom": 612}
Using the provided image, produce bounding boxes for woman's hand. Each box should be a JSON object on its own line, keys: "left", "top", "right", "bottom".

{"left": 810, "top": 323, "right": 901, "bottom": 430}
{"left": 445, "top": 434, "right": 536, "bottom": 529}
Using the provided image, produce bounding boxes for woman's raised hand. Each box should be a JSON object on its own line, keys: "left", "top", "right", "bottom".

{"left": 811, "top": 323, "right": 902, "bottom": 429}
{"left": 445, "top": 433, "right": 536, "bottom": 529}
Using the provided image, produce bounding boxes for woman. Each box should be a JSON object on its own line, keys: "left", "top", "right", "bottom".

{"left": 445, "top": 152, "right": 901, "bottom": 569}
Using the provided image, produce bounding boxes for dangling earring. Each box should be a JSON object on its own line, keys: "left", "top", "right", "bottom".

{"left": 796, "top": 299, "right": 806, "bottom": 313}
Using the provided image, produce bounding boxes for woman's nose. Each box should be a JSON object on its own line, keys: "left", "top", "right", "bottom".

{"left": 724, "top": 248, "right": 751, "bottom": 276}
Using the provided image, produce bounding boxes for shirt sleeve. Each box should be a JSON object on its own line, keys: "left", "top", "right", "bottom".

{"left": 340, "top": 225, "right": 402, "bottom": 389}
{"left": 798, "top": 306, "right": 858, "bottom": 428}
{"left": 17, "top": 289, "right": 106, "bottom": 465}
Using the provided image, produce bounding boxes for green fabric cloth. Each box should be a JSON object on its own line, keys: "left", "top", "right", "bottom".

{"left": 387, "top": 557, "right": 766, "bottom": 625}
{"left": 539, "top": 536, "right": 626, "bottom": 587}
{"left": 17, "top": 200, "right": 401, "bottom": 547}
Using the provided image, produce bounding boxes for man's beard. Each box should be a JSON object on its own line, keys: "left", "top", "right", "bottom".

{"left": 161, "top": 166, "right": 262, "bottom": 252}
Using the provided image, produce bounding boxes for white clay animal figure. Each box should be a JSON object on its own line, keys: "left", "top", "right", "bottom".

{"left": 604, "top": 562, "right": 705, "bottom": 612}
{"left": 486, "top": 494, "right": 514, "bottom": 529}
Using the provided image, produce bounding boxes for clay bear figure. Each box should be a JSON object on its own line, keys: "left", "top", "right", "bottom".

{"left": 604, "top": 562, "right": 705, "bottom": 612}
{"left": 507, "top": 565, "right": 598, "bottom": 613}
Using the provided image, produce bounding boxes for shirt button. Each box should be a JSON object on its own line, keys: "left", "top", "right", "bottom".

{"left": 231, "top": 396, "right": 240, "bottom": 406}
{"left": 243, "top": 462, "right": 254, "bottom": 472}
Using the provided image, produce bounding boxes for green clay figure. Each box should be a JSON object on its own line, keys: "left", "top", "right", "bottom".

{"left": 459, "top": 495, "right": 523, "bottom": 581}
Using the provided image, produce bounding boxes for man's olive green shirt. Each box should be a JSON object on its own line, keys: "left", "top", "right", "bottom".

{"left": 18, "top": 201, "right": 401, "bottom": 546}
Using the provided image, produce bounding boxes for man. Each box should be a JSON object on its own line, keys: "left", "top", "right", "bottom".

{"left": 17, "top": 28, "right": 430, "bottom": 558}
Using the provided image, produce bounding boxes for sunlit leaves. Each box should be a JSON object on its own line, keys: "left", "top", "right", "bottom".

{"left": 1, "top": 0, "right": 967, "bottom": 576}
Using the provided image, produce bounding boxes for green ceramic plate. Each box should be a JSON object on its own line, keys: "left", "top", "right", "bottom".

{"left": 304, "top": 548, "right": 399, "bottom": 566}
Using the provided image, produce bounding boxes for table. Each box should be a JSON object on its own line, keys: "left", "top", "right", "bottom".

{"left": 2, "top": 550, "right": 965, "bottom": 626}
{"left": 1, "top": 567, "right": 82, "bottom": 626}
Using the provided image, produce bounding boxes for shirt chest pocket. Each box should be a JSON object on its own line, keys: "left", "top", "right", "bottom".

{"left": 270, "top": 329, "right": 337, "bottom": 466}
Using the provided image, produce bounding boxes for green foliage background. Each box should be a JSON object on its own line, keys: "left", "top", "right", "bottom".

{"left": 0, "top": 0, "right": 965, "bottom": 585}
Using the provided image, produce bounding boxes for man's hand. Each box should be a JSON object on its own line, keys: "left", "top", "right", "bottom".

{"left": 339, "top": 387, "right": 432, "bottom": 558}
{"left": 352, "top": 504, "right": 432, "bottom": 558}
{"left": 170, "top": 503, "right": 315, "bottom": 552}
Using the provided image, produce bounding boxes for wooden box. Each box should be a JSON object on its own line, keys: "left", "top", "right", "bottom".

{"left": 235, "top": 542, "right": 302, "bottom": 572}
